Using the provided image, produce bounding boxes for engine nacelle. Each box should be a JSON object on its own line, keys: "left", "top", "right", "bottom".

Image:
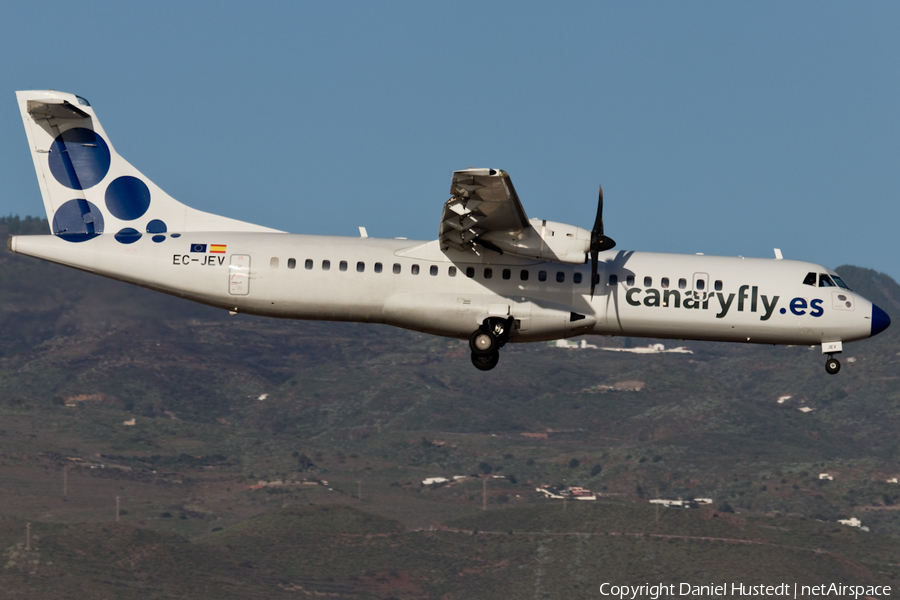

{"left": 480, "top": 218, "right": 590, "bottom": 264}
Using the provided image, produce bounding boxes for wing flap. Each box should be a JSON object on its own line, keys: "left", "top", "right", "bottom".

{"left": 437, "top": 168, "right": 592, "bottom": 263}
{"left": 439, "top": 169, "right": 529, "bottom": 252}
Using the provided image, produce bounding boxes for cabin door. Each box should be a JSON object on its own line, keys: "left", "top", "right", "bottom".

{"left": 229, "top": 254, "right": 251, "bottom": 296}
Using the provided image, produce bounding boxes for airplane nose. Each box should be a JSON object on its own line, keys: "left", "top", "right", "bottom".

{"left": 872, "top": 304, "right": 891, "bottom": 337}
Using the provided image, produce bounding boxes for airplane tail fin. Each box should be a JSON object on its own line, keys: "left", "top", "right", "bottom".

{"left": 15, "top": 90, "right": 280, "bottom": 242}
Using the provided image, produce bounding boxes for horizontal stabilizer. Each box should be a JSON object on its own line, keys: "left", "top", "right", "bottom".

{"left": 26, "top": 98, "right": 90, "bottom": 121}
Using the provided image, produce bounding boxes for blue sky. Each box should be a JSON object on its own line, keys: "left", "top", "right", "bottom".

{"left": 2, "top": 2, "right": 899, "bottom": 282}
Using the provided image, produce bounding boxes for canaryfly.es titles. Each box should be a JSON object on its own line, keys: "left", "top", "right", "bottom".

{"left": 598, "top": 582, "right": 891, "bottom": 599}
{"left": 624, "top": 284, "right": 829, "bottom": 321}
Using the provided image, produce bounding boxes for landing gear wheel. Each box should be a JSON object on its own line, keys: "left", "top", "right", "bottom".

{"left": 469, "top": 317, "right": 514, "bottom": 369}
{"left": 825, "top": 357, "right": 840, "bottom": 375}
{"left": 469, "top": 330, "right": 498, "bottom": 357}
{"left": 471, "top": 350, "right": 500, "bottom": 371}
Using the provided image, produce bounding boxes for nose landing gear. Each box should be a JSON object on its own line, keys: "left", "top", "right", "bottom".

{"left": 469, "top": 316, "right": 514, "bottom": 371}
{"left": 821, "top": 341, "right": 842, "bottom": 375}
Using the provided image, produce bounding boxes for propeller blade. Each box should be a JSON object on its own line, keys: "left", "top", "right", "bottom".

{"left": 589, "top": 184, "right": 615, "bottom": 298}
{"left": 593, "top": 185, "right": 604, "bottom": 236}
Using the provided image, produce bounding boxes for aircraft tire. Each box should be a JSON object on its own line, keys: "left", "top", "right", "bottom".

{"left": 825, "top": 357, "right": 840, "bottom": 375}
{"left": 469, "top": 330, "right": 497, "bottom": 357}
{"left": 471, "top": 350, "right": 500, "bottom": 371}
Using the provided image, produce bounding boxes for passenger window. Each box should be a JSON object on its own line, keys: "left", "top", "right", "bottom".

{"left": 803, "top": 272, "right": 817, "bottom": 286}
{"left": 520, "top": 269, "right": 529, "bottom": 281}
{"left": 430, "top": 265, "right": 438, "bottom": 276}
{"left": 339, "top": 261, "right": 348, "bottom": 272}
{"left": 661, "top": 277, "right": 669, "bottom": 289}
{"left": 466, "top": 267, "right": 475, "bottom": 278}
{"left": 270, "top": 257, "right": 279, "bottom": 268}
{"left": 678, "top": 278, "right": 686, "bottom": 290}
{"left": 644, "top": 276, "right": 652, "bottom": 287}
{"left": 448, "top": 266, "right": 457, "bottom": 277}
{"left": 556, "top": 272, "right": 565, "bottom": 283}
{"left": 393, "top": 263, "right": 401, "bottom": 274}
{"left": 484, "top": 268, "right": 493, "bottom": 279}
{"left": 411, "top": 264, "right": 420, "bottom": 275}
{"left": 626, "top": 275, "right": 635, "bottom": 286}
{"left": 609, "top": 274, "right": 618, "bottom": 286}
{"left": 502, "top": 269, "right": 511, "bottom": 280}
{"left": 288, "top": 258, "right": 297, "bottom": 269}
{"left": 819, "top": 273, "right": 835, "bottom": 287}
{"left": 696, "top": 279, "right": 705, "bottom": 291}
{"left": 538, "top": 271, "right": 547, "bottom": 282}
{"left": 574, "top": 272, "right": 582, "bottom": 284}
{"left": 322, "top": 260, "right": 331, "bottom": 271}
{"left": 714, "top": 280, "right": 722, "bottom": 291}
{"left": 357, "top": 261, "right": 365, "bottom": 273}
{"left": 374, "top": 262, "right": 383, "bottom": 273}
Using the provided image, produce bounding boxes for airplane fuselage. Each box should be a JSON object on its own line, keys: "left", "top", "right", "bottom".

{"left": 10, "top": 232, "right": 879, "bottom": 348}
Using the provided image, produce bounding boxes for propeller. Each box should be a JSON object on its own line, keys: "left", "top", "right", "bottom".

{"left": 589, "top": 184, "right": 616, "bottom": 298}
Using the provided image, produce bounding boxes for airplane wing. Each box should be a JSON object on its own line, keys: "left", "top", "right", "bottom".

{"left": 438, "top": 168, "right": 591, "bottom": 264}
{"left": 439, "top": 169, "right": 530, "bottom": 253}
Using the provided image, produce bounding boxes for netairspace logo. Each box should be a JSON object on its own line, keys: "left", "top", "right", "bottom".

{"left": 598, "top": 582, "right": 891, "bottom": 599}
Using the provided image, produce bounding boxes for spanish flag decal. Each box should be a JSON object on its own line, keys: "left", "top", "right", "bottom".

{"left": 210, "top": 244, "right": 227, "bottom": 254}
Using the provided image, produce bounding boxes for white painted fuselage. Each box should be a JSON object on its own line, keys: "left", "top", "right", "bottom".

{"left": 9, "top": 232, "right": 879, "bottom": 347}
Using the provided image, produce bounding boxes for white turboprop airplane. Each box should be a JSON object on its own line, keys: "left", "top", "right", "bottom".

{"left": 10, "top": 90, "right": 891, "bottom": 373}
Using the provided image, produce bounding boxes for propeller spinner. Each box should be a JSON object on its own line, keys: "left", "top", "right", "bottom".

{"left": 589, "top": 184, "right": 616, "bottom": 298}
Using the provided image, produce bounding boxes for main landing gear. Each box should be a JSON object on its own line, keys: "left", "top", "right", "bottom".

{"left": 469, "top": 317, "right": 514, "bottom": 371}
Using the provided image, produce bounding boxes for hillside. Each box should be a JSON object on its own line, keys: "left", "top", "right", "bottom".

{"left": 3, "top": 503, "right": 897, "bottom": 599}
{"left": 0, "top": 217, "right": 898, "bottom": 597}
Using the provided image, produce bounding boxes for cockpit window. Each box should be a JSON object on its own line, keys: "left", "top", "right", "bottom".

{"left": 803, "top": 272, "right": 817, "bottom": 286}
{"left": 819, "top": 273, "right": 836, "bottom": 287}
{"left": 831, "top": 274, "right": 852, "bottom": 290}
{"left": 75, "top": 95, "right": 91, "bottom": 106}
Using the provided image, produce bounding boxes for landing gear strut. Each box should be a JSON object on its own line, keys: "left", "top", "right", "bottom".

{"left": 825, "top": 355, "right": 840, "bottom": 375}
{"left": 469, "top": 316, "right": 514, "bottom": 371}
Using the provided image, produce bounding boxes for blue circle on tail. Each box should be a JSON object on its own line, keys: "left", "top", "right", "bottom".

{"left": 106, "top": 176, "right": 151, "bottom": 220}
{"left": 48, "top": 128, "right": 111, "bottom": 190}
{"left": 147, "top": 220, "right": 167, "bottom": 243}
{"left": 52, "top": 199, "right": 105, "bottom": 242}
{"left": 146, "top": 219, "right": 167, "bottom": 233}
{"left": 114, "top": 228, "right": 142, "bottom": 244}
